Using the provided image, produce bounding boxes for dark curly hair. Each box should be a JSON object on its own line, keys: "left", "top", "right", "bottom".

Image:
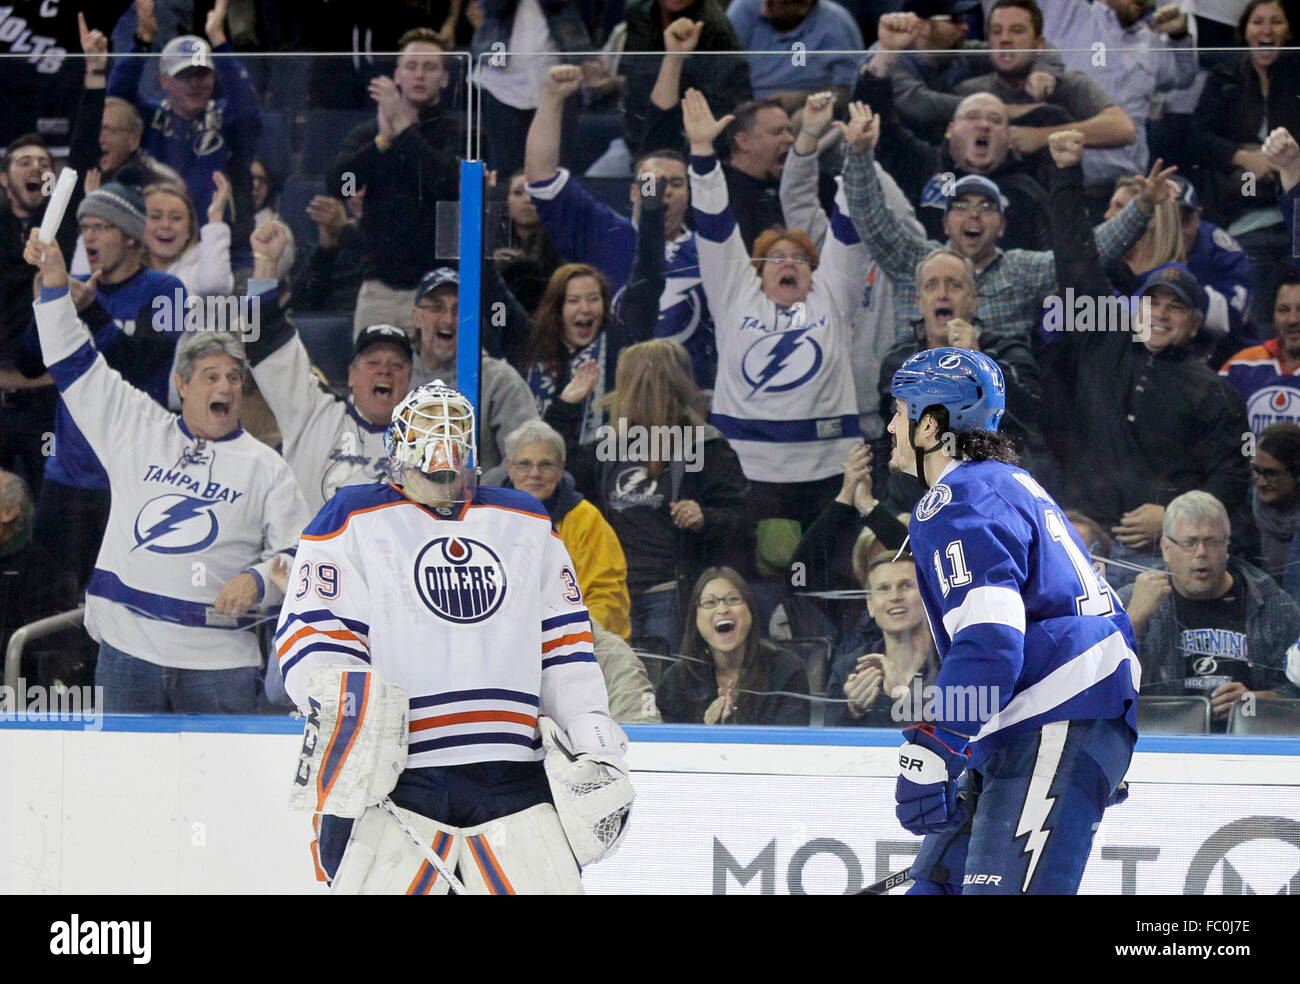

{"left": 926, "top": 405, "right": 1020, "bottom": 465}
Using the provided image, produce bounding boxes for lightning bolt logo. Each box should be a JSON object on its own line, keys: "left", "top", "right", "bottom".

{"left": 742, "top": 326, "right": 823, "bottom": 396}
{"left": 1014, "top": 722, "right": 1068, "bottom": 892}
{"left": 132, "top": 494, "right": 220, "bottom": 554}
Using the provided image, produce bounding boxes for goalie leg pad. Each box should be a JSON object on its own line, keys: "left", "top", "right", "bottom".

{"left": 330, "top": 803, "right": 461, "bottom": 895}
{"left": 459, "top": 804, "right": 584, "bottom": 895}
{"left": 289, "top": 665, "right": 409, "bottom": 818}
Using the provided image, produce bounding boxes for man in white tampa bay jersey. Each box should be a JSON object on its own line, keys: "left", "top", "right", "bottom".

{"left": 277, "top": 382, "right": 632, "bottom": 894}
{"left": 25, "top": 231, "right": 309, "bottom": 713}
{"left": 245, "top": 221, "right": 412, "bottom": 514}
{"left": 886, "top": 347, "right": 1140, "bottom": 894}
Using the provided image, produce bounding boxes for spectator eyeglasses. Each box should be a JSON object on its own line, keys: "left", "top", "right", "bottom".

{"left": 763, "top": 253, "right": 811, "bottom": 266}
{"left": 1252, "top": 463, "right": 1285, "bottom": 480}
{"left": 698, "top": 594, "right": 745, "bottom": 610}
{"left": 509, "top": 459, "right": 560, "bottom": 474}
{"left": 1164, "top": 535, "right": 1228, "bottom": 552}
{"left": 948, "top": 200, "right": 1000, "bottom": 214}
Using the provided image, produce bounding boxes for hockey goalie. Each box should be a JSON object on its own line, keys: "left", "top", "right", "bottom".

{"left": 277, "top": 382, "right": 634, "bottom": 894}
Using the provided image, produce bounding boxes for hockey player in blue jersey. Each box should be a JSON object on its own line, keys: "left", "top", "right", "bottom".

{"left": 887, "top": 347, "right": 1141, "bottom": 894}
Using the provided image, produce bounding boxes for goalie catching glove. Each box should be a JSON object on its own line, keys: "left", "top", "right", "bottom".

{"left": 540, "top": 713, "right": 635, "bottom": 866}
{"left": 290, "top": 665, "right": 409, "bottom": 818}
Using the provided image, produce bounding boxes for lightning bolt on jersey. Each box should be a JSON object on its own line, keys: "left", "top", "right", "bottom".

{"left": 1219, "top": 338, "right": 1300, "bottom": 434}
{"left": 33, "top": 290, "right": 310, "bottom": 670}
{"left": 527, "top": 168, "right": 715, "bottom": 386}
{"left": 909, "top": 460, "right": 1140, "bottom": 769}
{"left": 246, "top": 285, "right": 397, "bottom": 514}
{"left": 690, "top": 154, "right": 861, "bottom": 483}
{"left": 276, "top": 483, "right": 612, "bottom": 769}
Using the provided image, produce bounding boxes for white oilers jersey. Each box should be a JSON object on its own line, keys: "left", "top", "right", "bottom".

{"left": 250, "top": 324, "right": 397, "bottom": 513}
{"left": 690, "top": 157, "right": 861, "bottom": 482}
{"left": 276, "top": 483, "right": 612, "bottom": 768}
{"left": 34, "top": 291, "right": 310, "bottom": 670}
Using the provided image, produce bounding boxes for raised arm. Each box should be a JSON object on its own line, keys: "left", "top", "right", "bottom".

{"left": 684, "top": 87, "right": 760, "bottom": 324}
{"left": 524, "top": 65, "right": 581, "bottom": 187}
{"left": 839, "top": 102, "right": 932, "bottom": 286}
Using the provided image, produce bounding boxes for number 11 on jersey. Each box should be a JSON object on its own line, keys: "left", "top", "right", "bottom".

{"left": 933, "top": 540, "right": 972, "bottom": 597}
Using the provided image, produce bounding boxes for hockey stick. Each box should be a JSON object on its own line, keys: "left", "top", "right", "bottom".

{"left": 378, "top": 796, "right": 469, "bottom": 895}
{"left": 857, "top": 865, "right": 914, "bottom": 895}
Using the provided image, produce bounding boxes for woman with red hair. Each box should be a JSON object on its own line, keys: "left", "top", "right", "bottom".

{"left": 683, "top": 88, "right": 863, "bottom": 536}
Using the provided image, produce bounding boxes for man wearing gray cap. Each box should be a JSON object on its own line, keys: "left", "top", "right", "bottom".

{"left": 13, "top": 179, "right": 187, "bottom": 599}
{"left": 107, "top": 0, "right": 260, "bottom": 254}
{"left": 409, "top": 266, "right": 538, "bottom": 475}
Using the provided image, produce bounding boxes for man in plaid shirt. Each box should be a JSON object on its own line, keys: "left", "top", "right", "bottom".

{"left": 839, "top": 101, "right": 1163, "bottom": 338}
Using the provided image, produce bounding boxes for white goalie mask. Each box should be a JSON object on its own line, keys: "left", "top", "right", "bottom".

{"left": 385, "top": 381, "right": 478, "bottom": 503}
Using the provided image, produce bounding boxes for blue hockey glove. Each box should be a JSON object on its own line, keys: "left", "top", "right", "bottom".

{"left": 896, "top": 724, "right": 971, "bottom": 835}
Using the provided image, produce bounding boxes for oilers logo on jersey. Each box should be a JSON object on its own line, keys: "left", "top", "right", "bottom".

{"left": 741, "top": 325, "right": 824, "bottom": 396}
{"left": 1246, "top": 385, "right": 1300, "bottom": 431}
{"left": 413, "top": 536, "right": 508, "bottom": 623}
{"left": 132, "top": 493, "right": 221, "bottom": 554}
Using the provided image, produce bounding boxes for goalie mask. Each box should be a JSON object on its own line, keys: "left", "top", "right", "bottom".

{"left": 386, "top": 381, "right": 478, "bottom": 503}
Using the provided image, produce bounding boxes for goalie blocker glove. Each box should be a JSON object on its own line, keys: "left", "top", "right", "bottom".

{"left": 896, "top": 723, "right": 971, "bottom": 835}
{"left": 540, "top": 715, "right": 635, "bottom": 866}
{"left": 290, "top": 666, "right": 410, "bottom": 818}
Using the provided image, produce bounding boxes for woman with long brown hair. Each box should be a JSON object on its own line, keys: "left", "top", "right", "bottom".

{"left": 656, "top": 567, "right": 810, "bottom": 725}
{"left": 507, "top": 177, "right": 671, "bottom": 444}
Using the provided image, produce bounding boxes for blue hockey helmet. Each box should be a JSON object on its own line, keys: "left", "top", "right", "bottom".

{"left": 890, "top": 347, "right": 1005, "bottom": 432}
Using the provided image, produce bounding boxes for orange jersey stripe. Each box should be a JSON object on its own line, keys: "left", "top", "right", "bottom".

{"left": 276, "top": 624, "right": 367, "bottom": 660}
{"left": 541, "top": 630, "right": 593, "bottom": 653}
{"left": 409, "top": 710, "right": 539, "bottom": 732}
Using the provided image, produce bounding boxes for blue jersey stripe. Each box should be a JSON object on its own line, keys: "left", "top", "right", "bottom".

{"left": 409, "top": 688, "right": 540, "bottom": 709}
{"left": 409, "top": 732, "right": 538, "bottom": 754}
{"left": 88, "top": 568, "right": 260, "bottom": 630}
{"left": 541, "top": 651, "right": 598, "bottom": 669}
{"left": 710, "top": 412, "right": 862, "bottom": 443}
{"left": 275, "top": 608, "right": 370, "bottom": 642}
{"left": 541, "top": 610, "right": 589, "bottom": 632}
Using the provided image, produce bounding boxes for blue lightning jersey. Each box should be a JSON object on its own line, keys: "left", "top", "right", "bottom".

{"left": 909, "top": 460, "right": 1140, "bottom": 769}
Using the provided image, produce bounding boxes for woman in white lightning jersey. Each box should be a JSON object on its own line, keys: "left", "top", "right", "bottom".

{"left": 277, "top": 382, "right": 633, "bottom": 894}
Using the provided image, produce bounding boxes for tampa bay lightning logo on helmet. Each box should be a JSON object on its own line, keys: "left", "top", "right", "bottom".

{"left": 890, "top": 347, "right": 1005, "bottom": 432}
{"left": 413, "top": 536, "right": 507, "bottom": 623}
{"left": 132, "top": 494, "right": 220, "bottom": 554}
{"left": 741, "top": 326, "right": 823, "bottom": 396}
